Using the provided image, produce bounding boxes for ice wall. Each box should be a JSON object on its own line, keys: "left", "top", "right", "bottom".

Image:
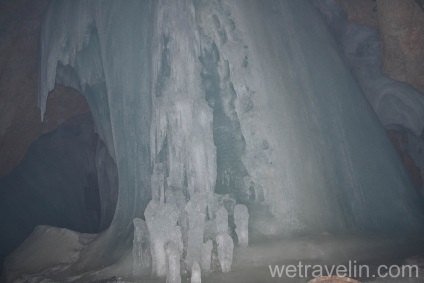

{"left": 39, "top": 0, "right": 154, "bottom": 270}
{"left": 214, "top": 0, "right": 424, "bottom": 234}
{"left": 38, "top": 0, "right": 424, "bottom": 274}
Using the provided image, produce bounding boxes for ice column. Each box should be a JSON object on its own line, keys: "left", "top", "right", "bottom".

{"left": 216, "top": 233, "right": 234, "bottom": 273}
{"left": 185, "top": 193, "right": 207, "bottom": 266}
{"left": 201, "top": 240, "right": 213, "bottom": 272}
{"left": 234, "top": 204, "right": 249, "bottom": 247}
{"left": 144, "top": 200, "right": 180, "bottom": 278}
{"left": 191, "top": 261, "right": 202, "bottom": 283}
{"left": 132, "top": 218, "right": 151, "bottom": 276}
{"left": 165, "top": 241, "right": 181, "bottom": 283}
{"left": 149, "top": 0, "right": 216, "bottom": 203}
{"left": 215, "top": 207, "right": 229, "bottom": 235}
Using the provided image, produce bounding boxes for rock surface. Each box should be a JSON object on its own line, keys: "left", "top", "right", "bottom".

{"left": 337, "top": 0, "right": 424, "bottom": 93}
{"left": 336, "top": 0, "right": 378, "bottom": 28}
{"left": 377, "top": 0, "right": 424, "bottom": 93}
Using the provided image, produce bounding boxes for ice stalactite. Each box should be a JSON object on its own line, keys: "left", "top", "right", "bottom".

{"left": 149, "top": 0, "right": 216, "bottom": 202}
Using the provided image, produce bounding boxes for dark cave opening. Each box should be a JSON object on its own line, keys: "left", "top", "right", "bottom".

{"left": 0, "top": 94, "right": 118, "bottom": 273}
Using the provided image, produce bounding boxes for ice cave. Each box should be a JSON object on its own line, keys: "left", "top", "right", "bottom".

{"left": 1, "top": 0, "right": 424, "bottom": 282}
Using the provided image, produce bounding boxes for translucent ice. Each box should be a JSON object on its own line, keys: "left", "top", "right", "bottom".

{"left": 132, "top": 218, "right": 150, "bottom": 276}
{"left": 216, "top": 233, "right": 234, "bottom": 273}
{"left": 165, "top": 241, "right": 181, "bottom": 283}
{"left": 201, "top": 240, "right": 213, "bottom": 272}
{"left": 185, "top": 193, "right": 207, "bottom": 266}
{"left": 234, "top": 204, "right": 249, "bottom": 247}
{"left": 144, "top": 200, "right": 180, "bottom": 278}
{"left": 191, "top": 261, "right": 201, "bottom": 283}
{"left": 215, "top": 207, "right": 228, "bottom": 235}
{"left": 208, "top": 194, "right": 236, "bottom": 220}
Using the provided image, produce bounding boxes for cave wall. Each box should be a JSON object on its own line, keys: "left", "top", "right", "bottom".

{"left": 337, "top": 0, "right": 424, "bottom": 93}
{"left": 331, "top": 0, "right": 424, "bottom": 194}
{"left": 0, "top": 0, "right": 89, "bottom": 177}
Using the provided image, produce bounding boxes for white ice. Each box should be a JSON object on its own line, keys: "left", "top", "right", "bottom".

{"left": 132, "top": 218, "right": 151, "bottom": 276}
{"left": 144, "top": 200, "right": 180, "bottom": 278}
{"left": 201, "top": 240, "right": 213, "bottom": 272}
{"left": 216, "top": 233, "right": 234, "bottom": 273}
{"left": 165, "top": 241, "right": 181, "bottom": 283}
{"left": 191, "top": 261, "right": 201, "bottom": 283}
{"left": 234, "top": 204, "right": 249, "bottom": 247}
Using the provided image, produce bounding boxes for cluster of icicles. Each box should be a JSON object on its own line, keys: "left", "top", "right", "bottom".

{"left": 132, "top": 192, "right": 249, "bottom": 282}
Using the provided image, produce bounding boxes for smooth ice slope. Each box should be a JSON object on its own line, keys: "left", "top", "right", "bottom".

{"left": 35, "top": 0, "right": 424, "bottom": 279}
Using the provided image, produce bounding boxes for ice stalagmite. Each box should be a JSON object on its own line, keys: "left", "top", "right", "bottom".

{"left": 132, "top": 218, "right": 150, "bottom": 276}
{"left": 201, "top": 240, "right": 213, "bottom": 272}
{"left": 216, "top": 233, "right": 234, "bottom": 273}
{"left": 191, "top": 261, "right": 202, "bottom": 283}
{"left": 234, "top": 204, "right": 249, "bottom": 247}
{"left": 185, "top": 193, "right": 207, "bottom": 267}
{"left": 144, "top": 200, "right": 180, "bottom": 278}
{"left": 35, "top": 0, "right": 424, "bottom": 278}
{"left": 215, "top": 207, "right": 229, "bottom": 235}
{"left": 165, "top": 241, "right": 181, "bottom": 283}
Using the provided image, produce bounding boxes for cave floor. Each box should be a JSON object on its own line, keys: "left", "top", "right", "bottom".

{"left": 135, "top": 235, "right": 424, "bottom": 283}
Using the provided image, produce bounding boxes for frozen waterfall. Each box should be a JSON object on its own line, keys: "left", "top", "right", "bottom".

{"left": 26, "top": 0, "right": 424, "bottom": 280}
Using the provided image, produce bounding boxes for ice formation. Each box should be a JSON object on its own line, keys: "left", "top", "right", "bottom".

{"left": 144, "top": 200, "right": 180, "bottom": 278}
{"left": 201, "top": 240, "right": 213, "bottom": 272}
{"left": 185, "top": 193, "right": 208, "bottom": 266}
{"left": 215, "top": 207, "right": 229, "bottom": 235}
{"left": 216, "top": 233, "right": 234, "bottom": 273}
{"left": 20, "top": 0, "right": 424, "bottom": 280}
{"left": 132, "top": 218, "right": 150, "bottom": 276}
{"left": 234, "top": 204, "right": 249, "bottom": 247}
{"left": 165, "top": 241, "right": 181, "bottom": 283}
{"left": 191, "top": 261, "right": 202, "bottom": 283}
